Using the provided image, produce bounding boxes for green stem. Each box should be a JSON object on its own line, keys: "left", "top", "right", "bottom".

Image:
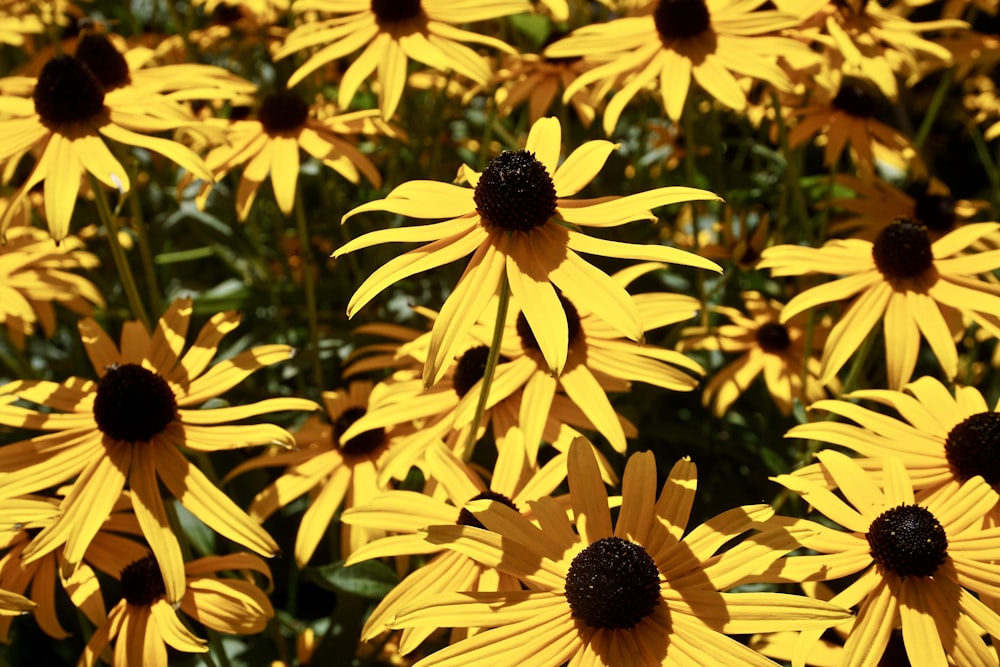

{"left": 913, "top": 68, "right": 954, "bottom": 153}
{"left": 840, "top": 323, "right": 880, "bottom": 396}
{"left": 126, "top": 188, "right": 163, "bottom": 316}
{"left": 681, "top": 99, "right": 709, "bottom": 327}
{"left": 967, "top": 119, "right": 1000, "bottom": 215}
{"left": 771, "top": 92, "right": 810, "bottom": 244}
{"left": 89, "top": 174, "right": 151, "bottom": 330}
{"left": 461, "top": 277, "right": 510, "bottom": 462}
{"left": 294, "top": 189, "right": 326, "bottom": 392}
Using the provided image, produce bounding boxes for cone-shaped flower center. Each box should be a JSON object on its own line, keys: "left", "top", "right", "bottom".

{"left": 453, "top": 346, "right": 509, "bottom": 398}
{"left": 120, "top": 555, "right": 167, "bottom": 606}
{"left": 93, "top": 363, "right": 178, "bottom": 443}
{"left": 74, "top": 33, "right": 130, "bottom": 91}
{"left": 33, "top": 55, "right": 105, "bottom": 126}
{"left": 474, "top": 150, "right": 557, "bottom": 232}
{"left": 516, "top": 293, "right": 582, "bottom": 352}
{"left": 654, "top": 0, "right": 711, "bottom": 41}
{"left": 258, "top": 89, "right": 309, "bottom": 134}
{"left": 867, "top": 504, "right": 948, "bottom": 579}
{"left": 755, "top": 321, "right": 791, "bottom": 353}
{"left": 832, "top": 79, "right": 878, "bottom": 118}
{"left": 871, "top": 217, "right": 934, "bottom": 281}
{"left": 333, "top": 406, "right": 387, "bottom": 460}
{"left": 457, "top": 490, "right": 520, "bottom": 530}
{"left": 913, "top": 193, "right": 956, "bottom": 233}
{"left": 371, "top": 0, "right": 422, "bottom": 25}
{"left": 565, "top": 536, "right": 661, "bottom": 628}
{"left": 945, "top": 412, "right": 1000, "bottom": 487}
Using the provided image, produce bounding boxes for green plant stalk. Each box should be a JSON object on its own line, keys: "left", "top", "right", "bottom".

{"left": 125, "top": 187, "right": 163, "bottom": 316}
{"left": 89, "top": 174, "right": 151, "bottom": 330}
{"left": 771, "top": 92, "right": 810, "bottom": 244}
{"left": 295, "top": 189, "right": 326, "bottom": 392}
{"left": 913, "top": 68, "right": 954, "bottom": 153}
{"left": 681, "top": 98, "right": 710, "bottom": 328}
{"left": 967, "top": 119, "right": 1000, "bottom": 215}
{"left": 461, "top": 277, "right": 510, "bottom": 462}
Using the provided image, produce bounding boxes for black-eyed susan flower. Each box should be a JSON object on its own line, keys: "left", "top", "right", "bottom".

{"left": 546, "top": 0, "right": 818, "bottom": 132}
{"left": 758, "top": 217, "right": 1000, "bottom": 389}
{"left": 680, "top": 291, "right": 834, "bottom": 417}
{"left": 336, "top": 116, "right": 721, "bottom": 387}
{"left": 0, "top": 225, "right": 103, "bottom": 349}
{"left": 492, "top": 50, "right": 598, "bottom": 127}
{"left": 79, "top": 553, "right": 273, "bottom": 667}
{"left": 753, "top": 450, "right": 1000, "bottom": 666}
{"left": 390, "top": 439, "right": 850, "bottom": 666}
{"left": 274, "top": 0, "right": 528, "bottom": 119}
{"left": 342, "top": 434, "right": 571, "bottom": 655}
{"left": 0, "top": 298, "right": 317, "bottom": 604}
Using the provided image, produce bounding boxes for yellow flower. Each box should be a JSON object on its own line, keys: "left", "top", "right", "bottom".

{"left": 755, "top": 451, "right": 1000, "bottom": 666}
{"left": 80, "top": 553, "right": 273, "bottom": 667}
{"left": 493, "top": 51, "right": 599, "bottom": 127}
{"left": 390, "top": 440, "right": 850, "bottom": 666}
{"left": 275, "top": 0, "right": 528, "bottom": 119}
{"left": 336, "top": 116, "right": 721, "bottom": 387}
{"left": 0, "top": 225, "right": 104, "bottom": 349}
{"left": 546, "top": 0, "right": 818, "bottom": 132}
{"left": 0, "top": 298, "right": 317, "bottom": 604}
{"left": 758, "top": 217, "right": 1000, "bottom": 389}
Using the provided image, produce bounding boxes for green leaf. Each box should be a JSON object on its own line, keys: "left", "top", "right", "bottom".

{"left": 308, "top": 559, "right": 398, "bottom": 599}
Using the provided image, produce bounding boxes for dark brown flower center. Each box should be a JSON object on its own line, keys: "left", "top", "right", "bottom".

{"left": 120, "top": 555, "right": 167, "bottom": 606}
{"left": 565, "top": 536, "right": 661, "bottom": 629}
{"left": 453, "top": 346, "right": 509, "bottom": 399}
{"left": 371, "top": 0, "right": 422, "bottom": 25}
{"left": 456, "top": 490, "right": 519, "bottom": 530}
{"left": 333, "top": 406, "right": 387, "bottom": 460}
{"left": 258, "top": 89, "right": 309, "bottom": 134}
{"left": 33, "top": 55, "right": 106, "bottom": 126}
{"left": 867, "top": 504, "right": 948, "bottom": 579}
{"left": 755, "top": 322, "right": 791, "bottom": 353}
{"left": 871, "top": 217, "right": 934, "bottom": 281}
{"left": 93, "top": 363, "right": 178, "bottom": 443}
{"left": 944, "top": 412, "right": 1000, "bottom": 487}
{"left": 516, "top": 293, "right": 582, "bottom": 352}
{"left": 832, "top": 79, "right": 878, "bottom": 118}
{"left": 913, "top": 193, "right": 956, "bottom": 233}
{"left": 654, "top": 0, "right": 712, "bottom": 41}
{"left": 74, "top": 33, "right": 130, "bottom": 91}
{"left": 474, "top": 150, "right": 557, "bottom": 232}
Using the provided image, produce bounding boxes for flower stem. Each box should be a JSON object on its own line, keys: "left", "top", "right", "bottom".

{"left": 294, "top": 189, "right": 325, "bottom": 392}
{"left": 913, "top": 67, "right": 954, "bottom": 153}
{"left": 461, "top": 277, "right": 510, "bottom": 462}
{"left": 126, "top": 187, "right": 163, "bottom": 316}
{"left": 89, "top": 174, "right": 151, "bottom": 330}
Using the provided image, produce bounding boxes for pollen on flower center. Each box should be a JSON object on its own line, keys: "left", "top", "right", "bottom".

{"left": 866, "top": 504, "right": 948, "bottom": 579}
{"left": 457, "top": 490, "right": 520, "bottom": 530}
{"left": 473, "top": 150, "right": 557, "bottom": 232}
{"left": 516, "top": 293, "right": 582, "bottom": 353}
{"left": 258, "top": 89, "right": 310, "bottom": 134}
{"left": 871, "top": 217, "right": 934, "bottom": 281}
{"left": 74, "top": 33, "right": 131, "bottom": 91}
{"left": 120, "top": 555, "right": 167, "bottom": 607}
{"left": 755, "top": 322, "right": 791, "bottom": 353}
{"left": 653, "top": 0, "right": 712, "bottom": 42}
{"left": 33, "top": 54, "right": 106, "bottom": 126}
{"left": 93, "top": 363, "right": 178, "bottom": 443}
{"left": 832, "top": 79, "right": 878, "bottom": 118}
{"left": 371, "top": 0, "right": 423, "bottom": 25}
{"left": 565, "top": 536, "right": 661, "bottom": 629}
{"left": 913, "top": 193, "right": 956, "bottom": 233}
{"left": 944, "top": 412, "right": 1000, "bottom": 487}
{"left": 453, "top": 346, "right": 509, "bottom": 398}
{"left": 333, "top": 406, "right": 387, "bottom": 460}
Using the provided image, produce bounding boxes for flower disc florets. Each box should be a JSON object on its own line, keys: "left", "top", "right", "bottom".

{"left": 832, "top": 79, "right": 878, "bottom": 118}
{"left": 371, "top": 0, "right": 422, "bottom": 25}
{"left": 120, "top": 555, "right": 167, "bottom": 606}
{"left": 93, "top": 363, "right": 178, "bottom": 443}
{"left": 516, "top": 293, "right": 582, "bottom": 352}
{"left": 866, "top": 504, "right": 948, "bottom": 579}
{"left": 565, "top": 537, "right": 661, "bottom": 629}
{"left": 258, "top": 90, "right": 309, "bottom": 134}
{"left": 33, "top": 54, "right": 106, "bottom": 126}
{"left": 871, "top": 217, "right": 934, "bottom": 281}
{"left": 755, "top": 322, "right": 791, "bottom": 353}
{"left": 474, "top": 150, "right": 557, "bottom": 232}
{"left": 453, "top": 346, "right": 510, "bottom": 398}
{"left": 333, "top": 406, "right": 387, "bottom": 460}
{"left": 653, "top": 0, "right": 711, "bottom": 41}
{"left": 457, "top": 491, "right": 520, "bottom": 530}
{"left": 74, "top": 33, "right": 131, "bottom": 90}
{"left": 944, "top": 412, "right": 1000, "bottom": 487}
{"left": 913, "top": 193, "right": 956, "bottom": 233}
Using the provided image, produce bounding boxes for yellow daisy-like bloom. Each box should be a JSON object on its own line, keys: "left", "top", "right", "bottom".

{"left": 190, "top": 89, "right": 388, "bottom": 221}
{"left": 336, "top": 116, "right": 721, "bottom": 387}
{"left": 80, "top": 553, "right": 274, "bottom": 667}
{"left": 0, "top": 225, "right": 104, "bottom": 349}
{"left": 546, "top": 0, "right": 816, "bottom": 132}
{"left": 755, "top": 451, "right": 1000, "bottom": 666}
{"left": 680, "top": 291, "right": 833, "bottom": 417}
{"left": 0, "top": 5, "right": 41, "bottom": 46}
{"left": 0, "top": 298, "right": 317, "bottom": 604}
{"left": 758, "top": 217, "right": 1000, "bottom": 389}
{"left": 274, "top": 0, "right": 528, "bottom": 119}
{"left": 787, "top": 375, "right": 1000, "bottom": 525}
{"left": 229, "top": 381, "right": 404, "bottom": 566}
{"left": 342, "top": 434, "right": 570, "bottom": 655}
{"left": 391, "top": 439, "right": 850, "bottom": 666}
{"left": 493, "top": 51, "right": 598, "bottom": 127}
